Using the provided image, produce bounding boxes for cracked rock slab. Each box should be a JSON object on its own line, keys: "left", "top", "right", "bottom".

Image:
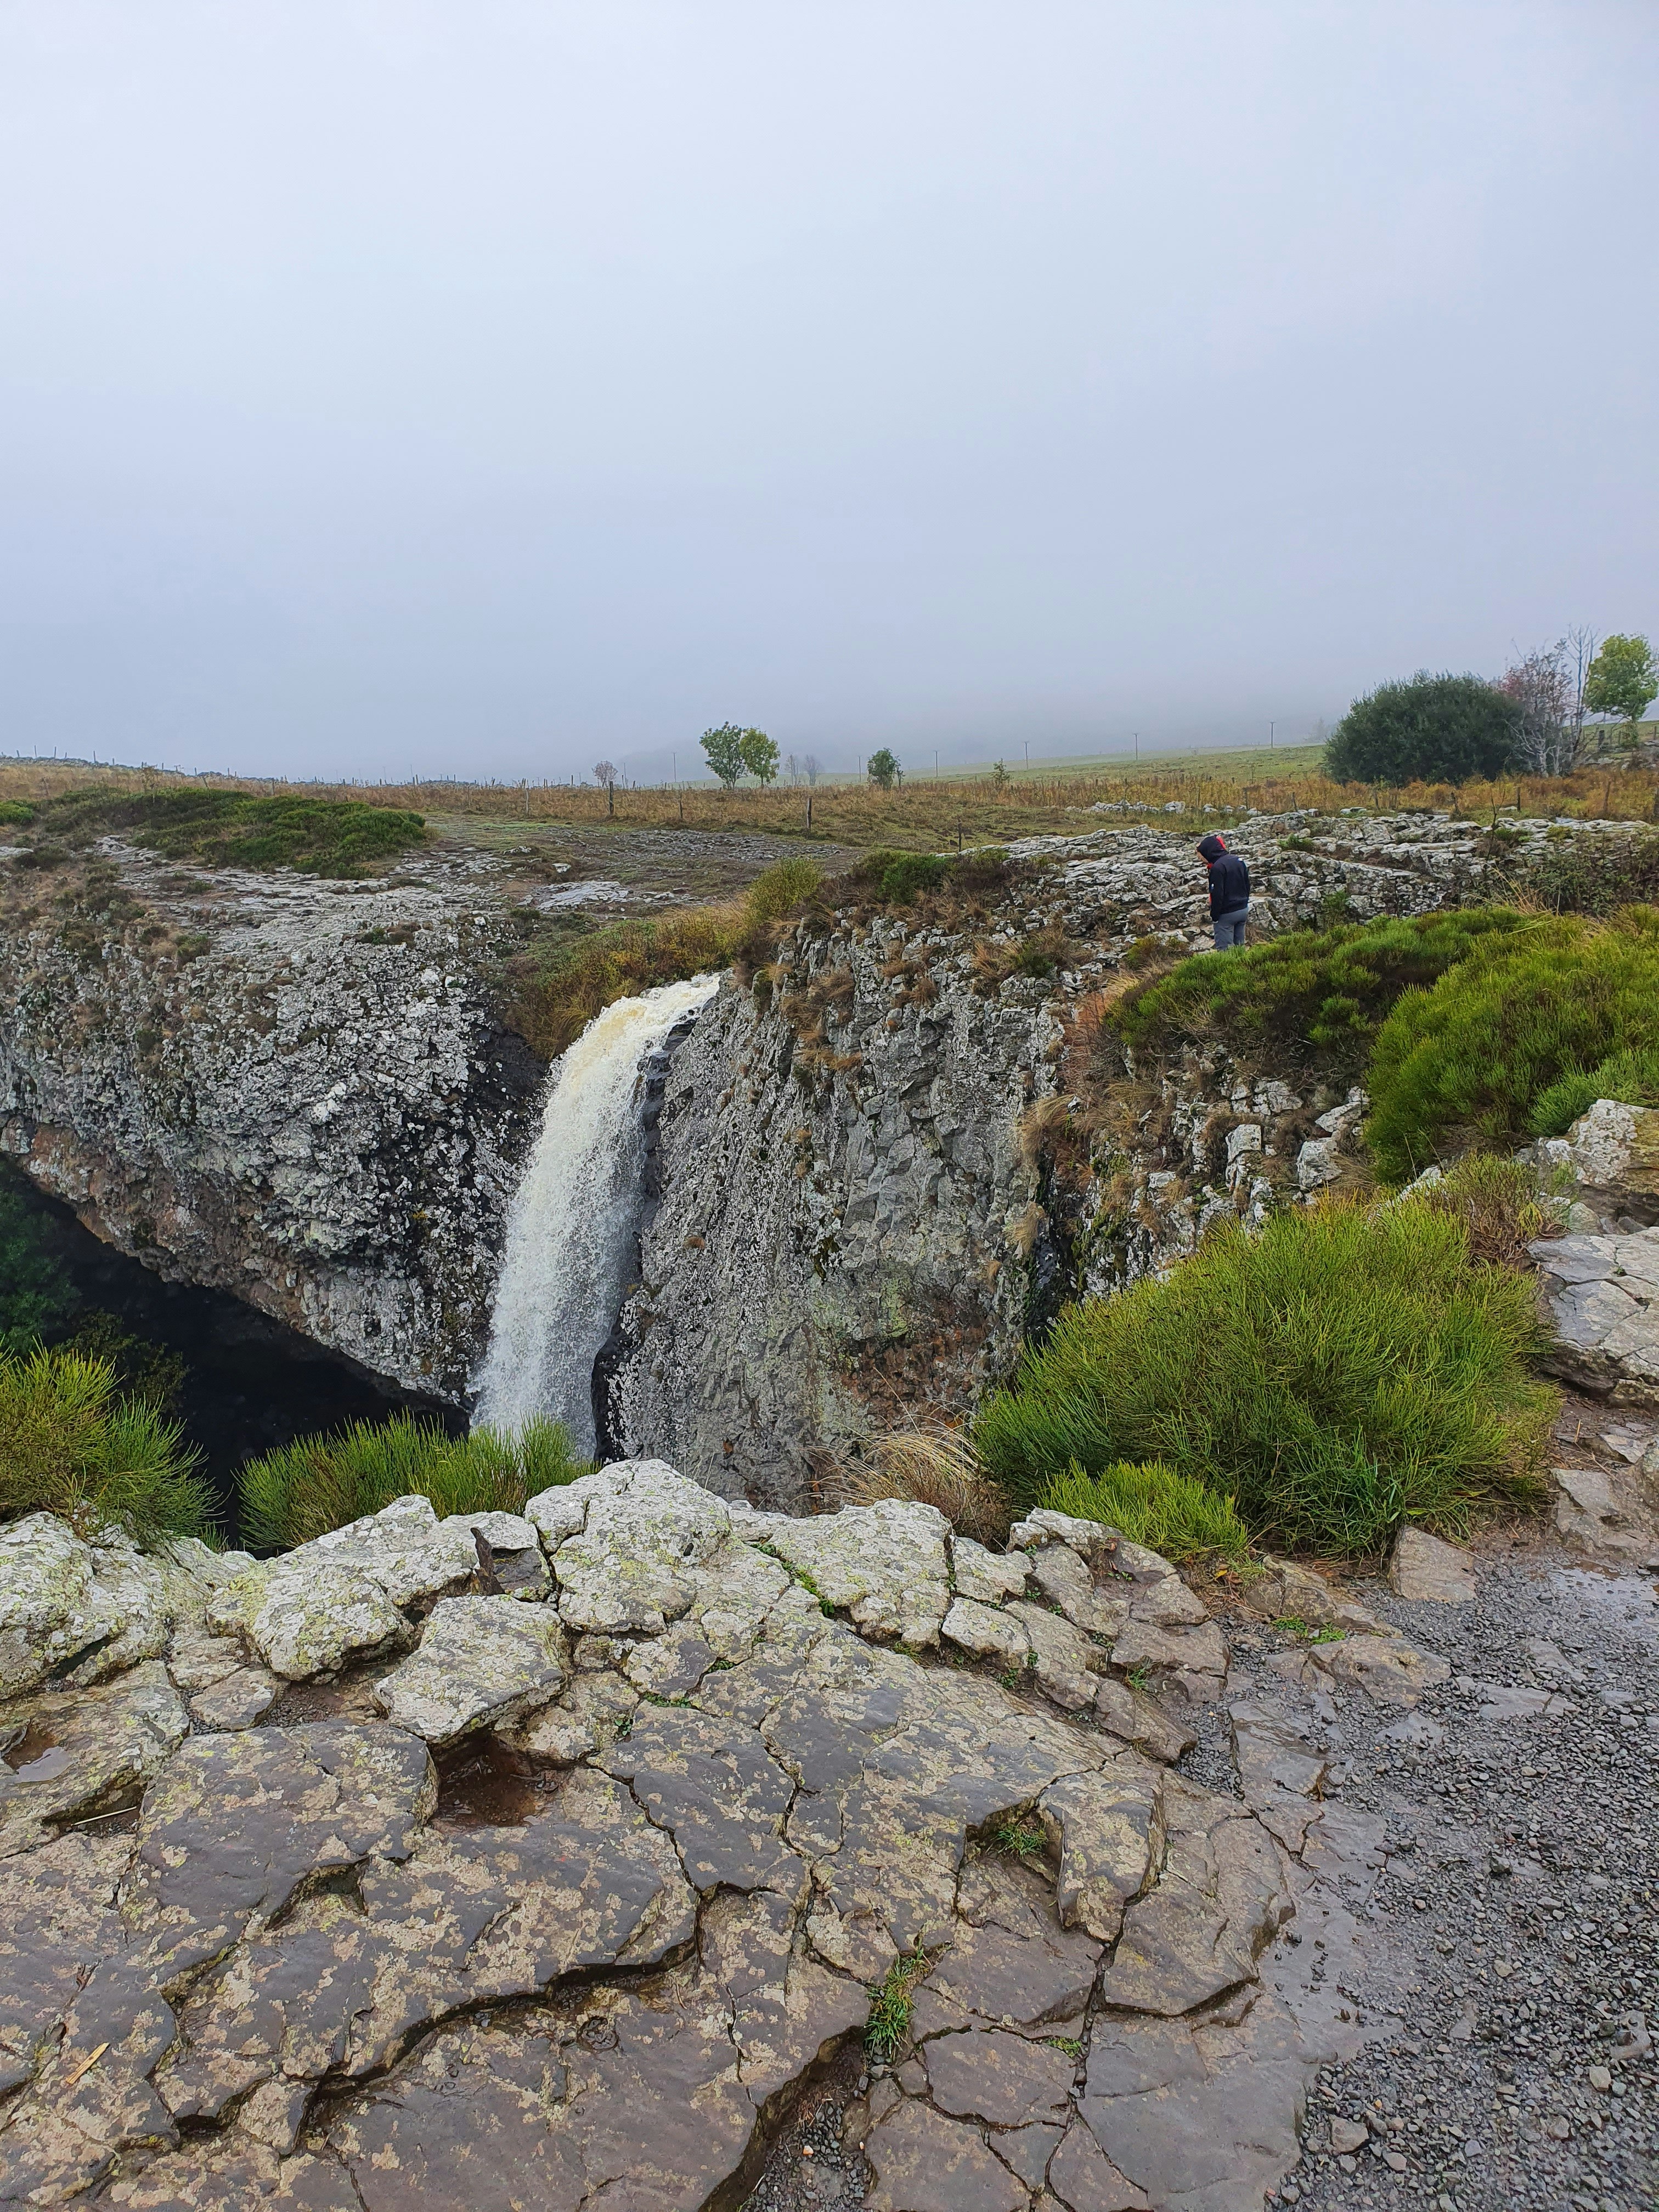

{"left": 865, "top": 2095, "right": 1029, "bottom": 2212}
{"left": 1038, "top": 1764, "right": 1166, "bottom": 1943}
{"left": 371, "top": 1593, "right": 567, "bottom": 1745}
{"left": 541, "top": 1459, "right": 732, "bottom": 1633}
{"left": 0, "top": 1661, "right": 189, "bottom": 1859}
{"left": 762, "top": 1497, "right": 952, "bottom": 1647}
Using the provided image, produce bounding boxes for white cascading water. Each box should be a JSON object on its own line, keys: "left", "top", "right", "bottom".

{"left": 472, "top": 974, "right": 720, "bottom": 1453}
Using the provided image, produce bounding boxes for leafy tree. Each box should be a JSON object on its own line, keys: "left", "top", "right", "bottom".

{"left": 1324, "top": 672, "right": 1520, "bottom": 785}
{"left": 699, "top": 723, "right": 748, "bottom": 788}
{"left": 867, "top": 747, "right": 899, "bottom": 789}
{"left": 1583, "top": 634, "right": 1657, "bottom": 749}
{"left": 738, "top": 728, "right": 780, "bottom": 785}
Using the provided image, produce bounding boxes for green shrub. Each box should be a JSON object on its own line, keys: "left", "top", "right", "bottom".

{"left": 1528, "top": 1045, "right": 1659, "bottom": 1138}
{"left": 1324, "top": 672, "right": 1520, "bottom": 784}
{"left": 1035, "top": 1459, "right": 1248, "bottom": 1560}
{"left": 1415, "top": 1153, "right": 1560, "bottom": 1268}
{"left": 1511, "top": 831, "right": 1659, "bottom": 917}
{"left": 0, "top": 1346, "right": 212, "bottom": 1542}
{"left": 0, "top": 799, "right": 36, "bottom": 826}
{"left": 0, "top": 1172, "right": 78, "bottom": 1355}
{"left": 1114, "top": 909, "right": 1525, "bottom": 1065}
{"left": 973, "top": 1198, "right": 1553, "bottom": 1556}
{"left": 239, "top": 1413, "right": 587, "bottom": 1551}
{"left": 1367, "top": 909, "right": 1659, "bottom": 1181}
{"left": 36, "top": 791, "right": 427, "bottom": 877}
{"left": 743, "top": 857, "right": 822, "bottom": 928}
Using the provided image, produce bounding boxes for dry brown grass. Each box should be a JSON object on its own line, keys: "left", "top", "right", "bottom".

{"left": 838, "top": 1423, "right": 1011, "bottom": 1545}
{"left": 7, "top": 752, "right": 1654, "bottom": 854}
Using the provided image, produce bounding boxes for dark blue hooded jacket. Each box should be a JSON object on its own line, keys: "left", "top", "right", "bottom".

{"left": 1197, "top": 833, "right": 1250, "bottom": 920}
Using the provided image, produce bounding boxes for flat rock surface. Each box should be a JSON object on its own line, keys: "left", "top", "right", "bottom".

{"left": 1, "top": 1452, "right": 1654, "bottom": 2211}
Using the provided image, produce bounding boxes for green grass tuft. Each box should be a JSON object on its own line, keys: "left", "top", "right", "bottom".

{"left": 1113, "top": 908, "right": 1526, "bottom": 1066}
{"left": 239, "top": 1413, "right": 587, "bottom": 1551}
{"left": 1528, "top": 1044, "right": 1659, "bottom": 1139}
{"left": 973, "top": 1197, "right": 1554, "bottom": 1558}
{"left": 1035, "top": 1459, "right": 1248, "bottom": 1560}
{"left": 865, "top": 1946, "right": 930, "bottom": 2062}
{"left": 0, "top": 1345, "right": 212, "bottom": 1543}
{"left": 1367, "top": 909, "right": 1659, "bottom": 1180}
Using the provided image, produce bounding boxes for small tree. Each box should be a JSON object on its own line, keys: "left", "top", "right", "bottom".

{"left": 867, "top": 748, "right": 899, "bottom": 789}
{"left": 739, "top": 728, "right": 780, "bottom": 785}
{"left": 1324, "top": 672, "right": 1520, "bottom": 786}
{"left": 700, "top": 724, "right": 748, "bottom": 788}
{"left": 592, "top": 760, "right": 618, "bottom": 788}
{"left": 802, "top": 753, "right": 822, "bottom": 787}
{"left": 1584, "top": 634, "right": 1657, "bottom": 753}
{"left": 1500, "top": 644, "right": 1578, "bottom": 776}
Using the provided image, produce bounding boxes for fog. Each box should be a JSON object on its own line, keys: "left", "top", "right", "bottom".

{"left": 1, "top": 2, "right": 1654, "bottom": 782}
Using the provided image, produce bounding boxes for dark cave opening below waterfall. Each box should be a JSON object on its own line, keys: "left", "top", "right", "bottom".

{"left": 1, "top": 1164, "right": 461, "bottom": 1542}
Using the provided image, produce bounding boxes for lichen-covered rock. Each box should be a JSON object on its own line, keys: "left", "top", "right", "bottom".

{"left": 760, "top": 1497, "right": 952, "bottom": 1647}
{"left": 943, "top": 1595, "right": 1032, "bottom": 1666}
{"left": 950, "top": 1536, "right": 1032, "bottom": 1605}
{"left": 0, "top": 1460, "right": 1385, "bottom": 2210}
{"left": 242, "top": 1561, "right": 411, "bottom": 1681}
{"left": 1270, "top": 1630, "right": 1451, "bottom": 1707}
{"left": 1532, "top": 1226, "right": 1659, "bottom": 1403}
{"left": 1532, "top": 1097, "right": 1659, "bottom": 1229}
{"left": 0, "top": 1661, "right": 188, "bottom": 1858}
{"left": 0, "top": 1515, "right": 214, "bottom": 1699}
{"left": 372, "top": 1594, "right": 567, "bottom": 1745}
{"left": 539, "top": 1459, "right": 731, "bottom": 1633}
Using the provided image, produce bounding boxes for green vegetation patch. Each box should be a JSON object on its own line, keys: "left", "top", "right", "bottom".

{"left": 0, "top": 1345, "right": 212, "bottom": 1542}
{"left": 36, "top": 790, "right": 428, "bottom": 877}
{"left": 974, "top": 1198, "right": 1553, "bottom": 1557}
{"left": 1367, "top": 908, "right": 1659, "bottom": 1181}
{"left": 0, "top": 1171, "right": 78, "bottom": 1355}
{"left": 1112, "top": 909, "right": 1526, "bottom": 1066}
{"left": 239, "top": 1407, "right": 592, "bottom": 1548}
{"left": 838, "top": 845, "right": 1009, "bottom": 909}
{"left": 239, "top": 1412, "right": 587, "bottom": 1551}
{"left": 865, "top": 1946, "right": 931, "bottom": 2062}
{"left": 1035, "top": 1459, "right": 1248, "bottom": 1561}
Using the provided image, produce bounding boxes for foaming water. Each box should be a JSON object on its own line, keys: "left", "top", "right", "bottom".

{"left": 472, "top": 974, "right": 719, "bottom": 1452}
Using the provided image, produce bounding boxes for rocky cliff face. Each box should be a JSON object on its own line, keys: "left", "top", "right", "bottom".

{"left": 607, "top": 812, "right": 1514, "bottom": 1500}
{"left": 0, "top": 840, "right": 541, "bottom": 1400}
{"left": 0, "top": 808, "right": 1633, "bottom": 1451}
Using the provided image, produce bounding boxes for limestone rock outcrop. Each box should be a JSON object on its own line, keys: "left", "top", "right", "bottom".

{"left": 1531, "top": 1224, "right": 1659, "bottom": 1404}
{"left": 0, "top": 1463, "right": 1422, "bottom": 2210}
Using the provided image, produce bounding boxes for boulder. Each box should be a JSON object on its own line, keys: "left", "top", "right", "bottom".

{"left": 1531, "top": 1226, "right": 1659, "bottom": 1404}
{"left": 760, "top": 1497, "right": 951, "bottom": 1647}
{"left": 0, "top": 1516, "right": 215, "bottom": 1700}
{"left": 534, "top": 1460, "right": 731, "bottom": 1634}
{"left": 1532, "top": 1099, "right": 1659, "bottom": 1229}
{"left": 1388, "top": 1526, "right": 1476, "bottom": 1602}
{"left": 372, "top": 1595, "right": 567, "bottom": 1746}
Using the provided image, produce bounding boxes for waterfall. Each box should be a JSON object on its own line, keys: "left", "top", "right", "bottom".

{"left": 473, "top": 974, "right": 720, "bottom": 1453}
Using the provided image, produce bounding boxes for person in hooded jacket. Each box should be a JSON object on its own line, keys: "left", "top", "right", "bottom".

{"left": 1197, "top": 832, "right": 1250, "bottom": 948}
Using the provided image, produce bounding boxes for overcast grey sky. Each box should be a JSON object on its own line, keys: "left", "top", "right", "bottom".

{"left": 1, "top": 3, "right": 1654, "bottom": 783}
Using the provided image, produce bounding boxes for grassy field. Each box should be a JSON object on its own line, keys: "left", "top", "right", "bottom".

{"left": 2, "top": 747, "right": 1655, "bottom": 853}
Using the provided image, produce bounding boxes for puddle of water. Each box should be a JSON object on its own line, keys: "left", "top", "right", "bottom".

{"left": 10, "top": 1746, "right": 77, "bottom": 1785}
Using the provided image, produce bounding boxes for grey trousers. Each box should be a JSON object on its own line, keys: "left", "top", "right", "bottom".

{"left": 1213, "top": 908, "right": 1249, "bottom": 949}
